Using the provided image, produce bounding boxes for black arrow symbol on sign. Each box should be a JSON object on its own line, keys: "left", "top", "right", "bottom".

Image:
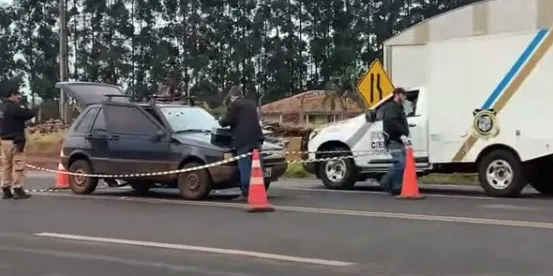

{"left": 369, "top": 73, "right": 383, "bottom": 104}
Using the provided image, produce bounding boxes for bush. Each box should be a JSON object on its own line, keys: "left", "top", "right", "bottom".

{"left": 284, "top": 163, "right": 312, "bottom": 178}
{"left": 26, "top": 130, "right": 65, "bottom": 154}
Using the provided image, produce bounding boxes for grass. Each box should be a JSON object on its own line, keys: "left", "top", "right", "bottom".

{"left": 284, "top": 163, "right": 312, "bottom": 178}
{"left": 26, "top": 130, "right": 65, "bottom": 154}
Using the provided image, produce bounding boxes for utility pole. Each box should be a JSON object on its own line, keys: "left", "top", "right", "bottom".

{"left": 58, "top": 0, "right": 68, "bottom": 122}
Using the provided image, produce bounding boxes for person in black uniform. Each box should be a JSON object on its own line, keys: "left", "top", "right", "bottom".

{"left": 219, "top": 86, "right": 264, "bottom": 201}
{"left": 380, "top": 88, "right": 411, "bottom": 196}
{"left": 0, "top": 88, "right": 37, "bottom": 199}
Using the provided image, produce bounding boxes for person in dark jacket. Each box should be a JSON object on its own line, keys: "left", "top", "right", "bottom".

{"left": 0, "top": 88, "right": 37, "bottom": 199}
{"left": 380, "top": 87, "right": 411, "bottom": 196}
{"left": 219, "top": 86, "right": 264, "bottom": 201}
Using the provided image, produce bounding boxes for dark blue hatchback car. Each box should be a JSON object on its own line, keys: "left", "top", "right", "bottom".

{"left": 57, "top": 82, "right": 287, "bottom": 200}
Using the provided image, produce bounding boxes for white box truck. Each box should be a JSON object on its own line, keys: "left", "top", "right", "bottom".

{"left": 301, "top": 29, "right": 553, "bottom": 197}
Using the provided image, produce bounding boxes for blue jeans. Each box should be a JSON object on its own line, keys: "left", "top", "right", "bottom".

{"left": 237, "top": 144, "right": 263, "bottom": 196}
{"left": 380, "top": 141, "right": 406, "bottom": 194}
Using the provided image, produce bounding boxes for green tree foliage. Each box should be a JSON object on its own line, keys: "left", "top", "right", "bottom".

{"left": 0, "top": 0, "right": 482, "bottom": 105}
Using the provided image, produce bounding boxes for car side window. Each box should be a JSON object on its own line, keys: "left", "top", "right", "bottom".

{"left": 74, "top": 108, "right": 98, "bottom": 133}
{"left": 107, "top": 106, "right": 160, "bottom": 134}
{"left": 91, "top": 109, "right": 106, "bottom": 132}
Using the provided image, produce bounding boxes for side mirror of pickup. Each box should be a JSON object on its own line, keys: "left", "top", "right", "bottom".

{"left": 365, "top": 110, "right": 377, "bottom": 123}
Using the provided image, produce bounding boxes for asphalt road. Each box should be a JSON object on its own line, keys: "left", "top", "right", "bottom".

{"left": 2, "top": 173, "right": 553, "bottom": 275}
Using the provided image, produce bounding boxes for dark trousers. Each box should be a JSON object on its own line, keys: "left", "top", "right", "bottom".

{"left": 236, "top": 144, "right": 263, "bottom": 196}
{"left": 380, "top": 141, "right": 406, "bottom": 194}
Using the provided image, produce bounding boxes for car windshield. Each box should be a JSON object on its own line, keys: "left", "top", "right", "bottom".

{"left": 160, "top": 106, "right": 221, "bottom": 133}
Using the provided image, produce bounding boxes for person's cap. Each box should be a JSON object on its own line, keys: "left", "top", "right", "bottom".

{"left": 392, "top": 87, "right": 406, "bottom": 95}
{"left": 228, "top": 86, "right": 242, "bottom": 97}
{"left": 6, "top": 87, "right": 21, "bottom": 98}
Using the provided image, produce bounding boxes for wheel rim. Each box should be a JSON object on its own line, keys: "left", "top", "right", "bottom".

{"left": 486, "top": 159, "right": 513, "bottom": 190}
{"left": 73, "top": 168, "right": 87, "bottom": 187}
{"left": 325, "top": 160, "right": 347, "bottom": 183}
{"left": 185, "top": 173, "right": 201, "bottom": 192}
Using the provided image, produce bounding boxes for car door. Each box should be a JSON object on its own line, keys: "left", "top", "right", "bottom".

{"left": 102, "top": 102, "right": 172, "bottom": 175}
{"left": 85, "top": 107, "right": 111, "bottom": 173}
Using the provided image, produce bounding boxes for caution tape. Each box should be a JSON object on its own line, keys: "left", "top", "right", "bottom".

{"left": 26, "top": 152, "right": 251, "bottom": 178}
{"left": 25, "top": 150, "right": 381, "bottom": 180}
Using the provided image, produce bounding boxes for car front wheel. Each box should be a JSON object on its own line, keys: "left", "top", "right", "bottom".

{"left": 177, "top": 162, "right": 212, "bottom": 200}
{"left": 68, "top": 159, "right": 98, "bottom": 195}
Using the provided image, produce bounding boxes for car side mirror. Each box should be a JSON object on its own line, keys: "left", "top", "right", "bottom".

{"left": 365, "top": 110, "right": 377, "bottom": 123}
{"left": 152, "top": 130, "right": 166, "bottom": 142}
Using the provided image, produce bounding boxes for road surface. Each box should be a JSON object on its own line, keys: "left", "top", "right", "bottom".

{"left": 1, "top": 173, "right": 552, "bottom": 275}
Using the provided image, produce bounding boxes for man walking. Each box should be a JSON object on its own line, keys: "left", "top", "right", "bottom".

{"left": 219, "top": 86, "right": 264, "bottom": 201}
{"left": 0, "top": 88, "right": 36, "bottom": 199}
{"left": 380, "top": 88, "right": 411, "bottom": 196}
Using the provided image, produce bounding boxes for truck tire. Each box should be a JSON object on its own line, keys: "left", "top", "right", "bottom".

{"left": 478, "top": 149, "right": 525, "bottom": 197}
{"left": 177, "top": 162, "right": 212, "bottom": 200}
{"left": 317, "top": 146, "right": 358, "bottom": 190}
{"left": 68, "top": 159, "right": 98, "bottom": 195}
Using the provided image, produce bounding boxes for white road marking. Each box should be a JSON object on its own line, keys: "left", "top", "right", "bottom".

{"left": 34, "top": 232, "right": 354, "bottom": 267}
{"left": 34, "top": 192, "right": 553, "bottom": 230}
{"left": 274, "top": 186, "right": 495, "bottom": 200}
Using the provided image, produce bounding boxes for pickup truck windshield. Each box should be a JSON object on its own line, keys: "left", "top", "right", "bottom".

{"left": 160, "top": 106, "right": 221, "bottom": 133}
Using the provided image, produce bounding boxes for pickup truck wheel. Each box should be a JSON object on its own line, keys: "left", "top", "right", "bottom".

{"left": 318, "top": 147, "right": 357, "bottom": 190}
{"left": 68, "top": 159, "right": 98, "bottom": 195}
{"left": 177, "top": 162, "right": 212, "bottom": 200}
{"left": 478, "top": 150, "right": 525, "bottom": 197}
{"left": 129, "top": 181, "right": 152, "bottom": 195}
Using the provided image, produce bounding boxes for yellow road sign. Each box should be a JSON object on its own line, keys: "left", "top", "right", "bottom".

{"left": 356, "top": 59, "right": 395, "bottom": 109}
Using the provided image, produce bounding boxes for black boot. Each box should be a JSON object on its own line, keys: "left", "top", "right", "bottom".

{"left": 2, "top": 187, "right": 13, "bottom": 199}
{"left": 13, "top": 188, "right": 30, "bottom": 200}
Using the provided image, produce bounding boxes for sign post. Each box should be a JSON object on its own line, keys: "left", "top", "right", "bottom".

{"left": 355, "top": 59, "right": 395, "bottom": 109}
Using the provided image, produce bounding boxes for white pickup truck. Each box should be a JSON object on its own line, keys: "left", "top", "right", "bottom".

{"left": 302, "top": 29, "right": 553, "bottom": 197}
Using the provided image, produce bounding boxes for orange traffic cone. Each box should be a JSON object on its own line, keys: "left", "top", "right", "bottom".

{"left": 246, "top": 149, "right": 275, "bottom": 213}
{"left": 396, "top": 147, "right": 425, "bottom": 200}
{"left": 55, "top": 150, "right": 69, "bottom": 189}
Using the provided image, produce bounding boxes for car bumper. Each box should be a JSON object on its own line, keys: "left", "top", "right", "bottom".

{"left": 209, "top": 158, "right": 288, "bottom": 188}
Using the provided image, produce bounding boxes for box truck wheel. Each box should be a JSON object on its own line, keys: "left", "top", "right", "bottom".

{"left": 317, "top": 146, "right": 357, "bottom": 190}
{"left": 478, "top": 150, "right": 525, "bottom": 197}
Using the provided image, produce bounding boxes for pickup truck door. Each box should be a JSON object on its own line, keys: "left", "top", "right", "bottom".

{"left": 360, "top": 91, "right": 429, "bottom": 170}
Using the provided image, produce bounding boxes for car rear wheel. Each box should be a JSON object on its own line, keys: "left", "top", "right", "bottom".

{"left": 68, "top": 159, "right": 98, "bottom": 195}
{"left": 129, "top": 181, "right": 152, "bottom": 195}
{"left": 264, "top": 180, "right": 271, "bottom": 190}
{"left": 177, "top": 162, "right": 212, "bottom": 200}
